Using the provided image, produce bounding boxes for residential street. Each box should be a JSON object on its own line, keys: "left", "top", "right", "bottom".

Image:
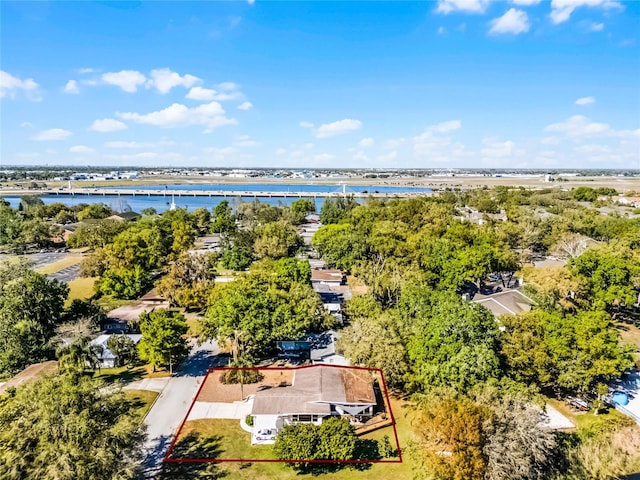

{"left": 138, "top": 340, "right": 224, "bottom": 479}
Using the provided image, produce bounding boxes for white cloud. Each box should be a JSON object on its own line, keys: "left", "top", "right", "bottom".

{"left": 275, "top": 148, "right": 287, "bottom": 156}
{"left": 69, "top": 145, "right": 95, "bottom": 154}
{"left": 436, "top": 0, "right": 490, "bottom": 14}
{"left": 101, "top": 70, "right": 147, "bottom": 93}
{"left": 117, "top": 101, "right": 236, "bottom": 131}
{"left": 575, "top": 96, "right": 595, "bottom": 105}
{"left": 315, "top": 119, "right": 362, "bottom": 138}
{"left": 376, "top": 151, "right": 398, "bottom": 162}
{"left": 545, "top": 115, "right": 611, "bottom": 138}
{"left": 550, "top": 0, "right": 621, "bottom": 24}
{"left": 78, "top": 68, "right": 95, "bottom": 74}
{"left": 433, "top": 120, "right": 462, "bottom": 133}
{"left": 31, "top": 128, "right": 72, "bottom": 141}
{"left": 382, "top": 138, "right": 406, "bottom": 149}
{"left": 186, "top": 87, "right": 217, "bottom": 101}
{"left": 359, "top": 137, "right": 375, "bottom": 148}
{"left": 105, "top": 141, "right": 150, "bottom": 149}
{"left": 185, "top": 86, "right": 241, "bottom": 102}
{"left": 248, "top": 0, "right": 255, "bottom": 4}
{"left": 300, "top": 121, "right": 315, "bottom": 129}
{"left": 20, "top": 122, "right": 34, "bottom": 128}
{"left": 217, "top": 82, "right": 239, "bottom": 91}
{"left": 437, "top": 26, "right": 447, "bottom": 35}
{"left": 489, "top": 8, "right": 530, "bottom": 35}
{"left": 540, "top": 136, "right": 562, "bottom": 145}
{"left": 304, "top": 143, "right": 314, "bottom": 150}
{"left": 481, "top": 138, "right": 524, "bottom": 160}
{"left": 64, "top": 80, "right": 80, "bottom": 94}
{"left": 238, "top": 101, "right": 253, "bottom": 110}
{"left": 589, "top": 22, "right": 604, "bottom": 31}
{"left": 0, "top": 70, "right": 40, "bottom": 100}
{"left": 511, "top": 0, "right": 542, "bottom": 5}
{"left": 352, "top": 151, "right": 370, "bottom": 162}
{"left": 89, "top": 118, "right": 128, "bottom": 133}
{"left": 146, "top": 68, "right": 201, "bottom": 94}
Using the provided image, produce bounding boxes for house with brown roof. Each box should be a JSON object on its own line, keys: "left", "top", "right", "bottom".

{"left": 311, "top": 268, "right": 345, "bottom": 286}
{"left": 106, "top": 211, "right": 141, "bottom": 222}
{"left": 250, "top": 365, "right": 376, "bottom": 443}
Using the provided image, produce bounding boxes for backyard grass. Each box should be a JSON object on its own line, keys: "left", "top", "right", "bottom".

{"left": 35, "top": 254, "right": 84, "bottom": 274}
{"left": 65, "top": 277, "right": 97, "bottom": 306}
{"left": 616, "top": 322, "right": 640, "bottom": 362}
{"left": 547, "top": 398, "right": 633, "bottom": 436}
{"left": 125, "top": 389, "right": 159, "bottom": 420}
{"left": 166, "top": 398, "right": 417, "bottom": 480}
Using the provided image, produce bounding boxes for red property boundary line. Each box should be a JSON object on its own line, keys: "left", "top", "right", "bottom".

{"left": 164, "top": 364, "right": 403, "bottom": 464}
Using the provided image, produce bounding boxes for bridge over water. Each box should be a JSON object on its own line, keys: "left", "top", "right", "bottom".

{"left": 1, "top": 188, "right": 432, "bottom": 199}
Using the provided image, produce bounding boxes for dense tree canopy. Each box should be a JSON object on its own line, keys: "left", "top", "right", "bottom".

{"left": 0, "top": 261, "right": 68, "bottom": 374}
{"left": 0, "top": 373, "right": 144, "bottom": 480}
{"left": 138, "top": 309, "right": 189, "bottom": 373}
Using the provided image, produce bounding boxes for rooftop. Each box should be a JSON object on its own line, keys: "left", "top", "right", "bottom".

{"left": 251, "top": 366, "right": 375, "bottom": 416}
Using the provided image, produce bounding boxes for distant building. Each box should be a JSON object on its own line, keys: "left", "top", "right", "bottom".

{"left": 311, "top": 269, "right": 345, "bottom": 286}
{"left": 106, "top": 211, "right": 141, "bottom": 222}
{"left": 473, "top": 289, "right": 535, "bottom": 318}
{"left": 90, "top": 334, "right": 142, "bottom": 368}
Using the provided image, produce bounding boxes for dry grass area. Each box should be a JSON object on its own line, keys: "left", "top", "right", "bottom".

{"left": 65, "top": 277, "right": 97, "bottom": 306}
{"left": 35, "top": 254, "right": 84, "bottom": 274}
{"left": 616, "top": 322, "right": 640, "bottom": 350}
{"left": 198, "top": 369, "right": 294, "bottom": 403}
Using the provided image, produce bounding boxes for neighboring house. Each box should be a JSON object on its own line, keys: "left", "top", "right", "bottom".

{"left": 456, "top": 206, "right": 508, "bottom": 225}
{"left": 0, "top": 361, "right": 58, "bottom": 395}
{"left": 100, "top": 317, "right": 130, "bottom": 334}
{"left": 139, "top": 288, "right": 166, "bottom": 306}
{"left": 612, "top": 196, "right": 640, "bottom": 208}
{"left": 106, "top": 211, "right": 141, "bottom": 222}
{"left": 310, "top": 332, "right": 349, "bottom": 366}
{"left": 311, "top": 269, "right": 345, "bottom": 286}
{"left": 473, "top": 289, "right": 535, "bottom": 318}
{"left": 90, "top": 334, "right": 142, "bottom": 368}
{"left": 189, "top": 234, "right": 222, "bottom": 255}
{"left": 250, "top": 365, "right": 377, "bottom": 443}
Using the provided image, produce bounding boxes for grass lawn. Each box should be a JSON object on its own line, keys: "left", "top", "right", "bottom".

{"left": 166, "top": 398, "right": 417, "bottom": 480}
{"left": 35, "top": 254, "right": 84, "bottom": 274}
{"left": 125, "top": 389, "right": 159, "bottom": 420}
{"left": 95, "top": 295, "right": 136, "bottom": 311}
{"left": 65, "top": 277, "right": 97, "bottom": 306}
{"left": 616, "top": 322, "right": 640, "bottom": 362}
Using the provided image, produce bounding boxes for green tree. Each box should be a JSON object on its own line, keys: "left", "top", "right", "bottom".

{"left": 202, "top": 273, "right": 329, "bottom": 361}
{"left": 156, "top": 252, "right": 217, "bottom": 311}
{"left": 253, "top": 220, "right": 302, "bottom": 259}
{"left": 406, "top": 293, "right": 503, "bottom": 393}
{"left": 56, "top": 336, "right": 103, "bottom": 373}
{"left": 219, "top": 244, "right": 254, "bottom": 270}
{"left": 77, "top": 203, "right": 114, "bottom": 220}
{"left": 572, "top": 187, "right": 597, "bottom": 202}
{"left": 138, "top": 309, "right": 189, "bottom": 373}
{"left": 0, "top": 373, "right": 144, "bottom": 480}
{"left": 274, "top": 417, "right": 358, "bottom": 468}
{"left": 0, "top": 204, "right": 23, "bottom": 246}
{"left": 66, "top": 219, "right": 128, "bottom": 248}
{"left": 106, "top": 334, "right": 138, "bottom": 368}
{"left": 0, "top": 261, "right": 68, "bottom": 374}
{"left": 501, "top": 310, "right": 633, "bottom": 392}
{"left": 97, "top": 265, "right": 151, "bottom": 299}
{"left": 19, "top": 218, "right": 51, "bottom": 246}
{"left": 211, "top": 200, "right": 236, "bottom": 234}
{"left": 319, "top": 196, "right": 358, "bottom": 224}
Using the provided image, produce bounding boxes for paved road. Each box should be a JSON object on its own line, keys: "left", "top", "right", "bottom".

{"left": 48, "top": 263, "right": 80, "bottom": 283}
{"left": 138, "top": 340, "right": 224, "bottom": 479}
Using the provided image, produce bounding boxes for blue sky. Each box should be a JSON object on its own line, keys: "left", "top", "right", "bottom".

{"left": 1, "top": 0, "right": 639, "bottom": 169}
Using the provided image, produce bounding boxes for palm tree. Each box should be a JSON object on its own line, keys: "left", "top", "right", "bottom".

{"left": 57, "top": 337, "right": 103, "bottom": 373}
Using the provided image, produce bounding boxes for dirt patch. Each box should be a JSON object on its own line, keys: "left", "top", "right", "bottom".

{"left": 198, "top": 369, "right": 294, "bottom": 403}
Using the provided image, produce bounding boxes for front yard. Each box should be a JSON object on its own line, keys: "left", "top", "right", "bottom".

{"left": 165, "top": 397, "right": 416, "bottom": 480}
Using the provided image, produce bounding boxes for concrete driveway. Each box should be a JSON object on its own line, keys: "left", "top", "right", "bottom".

{"left": 138, "top": 340, "right": 225, "bottom": 479}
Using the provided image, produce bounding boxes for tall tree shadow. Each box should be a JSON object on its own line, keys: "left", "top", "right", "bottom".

{"left": 162, "top": 432, "right": 227, "bottom": 479}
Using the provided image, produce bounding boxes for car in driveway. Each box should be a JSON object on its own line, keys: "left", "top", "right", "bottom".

{"left": 255, "top": 429, "right": 277, "bottom": 441}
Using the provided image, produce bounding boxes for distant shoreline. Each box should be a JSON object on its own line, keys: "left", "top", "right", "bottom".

{"left": 1, "top": 174, "right": 639, "bottom": 193}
